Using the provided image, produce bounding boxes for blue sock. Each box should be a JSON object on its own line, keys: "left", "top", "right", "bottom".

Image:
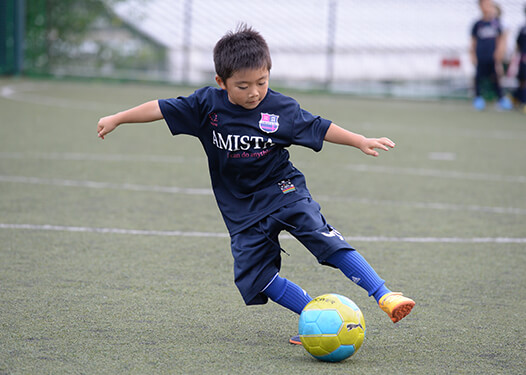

{"left": 326, "top": 249, "right": 391, "bottom": 303}
{"left": 262, "top": 275, "right": 312, "bottom": 314}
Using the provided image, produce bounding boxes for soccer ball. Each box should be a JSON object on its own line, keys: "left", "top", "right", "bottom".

{"left": 298, "top": 293, "right": 366, "bottom": 362}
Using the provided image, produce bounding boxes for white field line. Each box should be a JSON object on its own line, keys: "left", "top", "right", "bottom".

{"left": 1, "top": 174, "right": 525, "bottom": 215}
{"left": 1, "top": 223, "right": 525, "bottom": 243}
{"left": 0, "top": 223, "right": 228, "bottom": 238}
{"left": 315, "top": 195, "right": 526, "bottom": 215}
{"left": 0, "top": 175, "right": 213, "bottom": 195}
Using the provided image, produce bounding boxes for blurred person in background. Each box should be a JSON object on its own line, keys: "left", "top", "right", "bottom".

{"left": 470, "top": 0, "right": 512, "bottom": 110}
{"left": 512, "top": 4, "right": 526, "bottom": 112}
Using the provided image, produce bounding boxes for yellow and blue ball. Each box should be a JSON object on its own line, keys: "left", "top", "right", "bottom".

{"left": 298, "top": 293, "right": 366, "bottom": 362}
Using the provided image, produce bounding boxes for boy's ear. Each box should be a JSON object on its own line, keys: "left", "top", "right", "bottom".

{"left": 215, "top": 75, "right": 227, "bottom": 90}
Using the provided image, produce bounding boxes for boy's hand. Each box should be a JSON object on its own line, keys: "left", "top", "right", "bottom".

{"left": 97, "top": 115, "right": 119, "bottom": 140}
{"left": 324, "top": 124, "right": 395, "bottom": 156}
{"left": 96, "top": 100, "right": 163, "bottom": 139}
{"left": 359, "top": 137, "right": 395, "bottom": 157}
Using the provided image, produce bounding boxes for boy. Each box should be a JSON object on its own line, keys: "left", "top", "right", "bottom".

{"left": 470, "top": 0, "right": 512, "bottom": 110}
{"left": 514, "top": 5, "right": 526, "bottom": 111}
{"left": 97, "top": 25, "right": 415, "bottom": 345}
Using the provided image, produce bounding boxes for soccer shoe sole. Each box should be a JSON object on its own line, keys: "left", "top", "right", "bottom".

{"left": 379, "top": 292, "right": 415, "bottom": 323}
{"left": 389, "top": 299, "right": 415, "bottom": 323}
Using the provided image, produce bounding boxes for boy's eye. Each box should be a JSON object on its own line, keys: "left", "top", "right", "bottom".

{"left": 258, "top": 81, "right": 266, "bottom": 86}
{"left": 238, "top": 86, "right": 248, "bottom": 90}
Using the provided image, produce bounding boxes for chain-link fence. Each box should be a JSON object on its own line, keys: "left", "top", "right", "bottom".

{"left": 5, "top": 0, "right": 526, "bottom": 98}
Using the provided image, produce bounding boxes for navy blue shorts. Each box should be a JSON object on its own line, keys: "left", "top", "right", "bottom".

{"left": 230, "top": 197, "right": 354, "bottom": 306}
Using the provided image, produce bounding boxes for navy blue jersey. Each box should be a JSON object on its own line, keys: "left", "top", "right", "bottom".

{"left": 517, "top": 25, "right": 526, "bottom": 54}
{"left": 159, "top": 87, "right": 331, "bottom": 235}
{"left": 472, "top": 18, "right": 502, "bottom": 62}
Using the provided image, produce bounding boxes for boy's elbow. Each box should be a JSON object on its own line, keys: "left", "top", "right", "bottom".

{"left": 152, "top": 100, "right": 164, "bottom": 120}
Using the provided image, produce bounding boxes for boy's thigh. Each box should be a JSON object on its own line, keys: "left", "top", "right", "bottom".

{"left": 277, "top": 198, "right": 354, "bottom": 261}
{"left": 231, "top": 225, "right": 281, "bottom": 275}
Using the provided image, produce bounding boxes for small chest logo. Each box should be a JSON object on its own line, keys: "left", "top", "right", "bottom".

{"left": 209, "top": 112, "right": 218, "bottom": 127}
{"left": 278, "top": 179, "right": 296, "bottom": 194}
{"left": 259, "top": 113, "right": 279, "bottom": 133}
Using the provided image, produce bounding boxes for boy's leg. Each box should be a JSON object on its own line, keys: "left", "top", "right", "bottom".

{"left": 258, "top": 204, "right": 385, "bottom": 312}
{"left": 261, "top": 274, "right": 312, "bottom": 315}
{"left": 325, "top": 249, "right": 390, "bottom": 303}
{"left": 230, "top": 220, "right": 285, "bottom": 307}
{"left": 262, "top": 274, "right": 312, "bottom": 345}
{"left": 326, "top": 249, "right": 415, "bottom": 323}
{"left": 277, "top": 198, "right": 415, "bottom": 323}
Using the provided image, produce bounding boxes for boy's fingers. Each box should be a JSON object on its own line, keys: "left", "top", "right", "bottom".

{"left": 381, "top": 138, "right": 395, "bottom": 148}
{"left": 375, "top": 141, "right": 390, "bottom": 151}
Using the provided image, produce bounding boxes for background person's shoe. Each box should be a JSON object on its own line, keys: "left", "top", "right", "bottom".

{"left": 473, "top": 96, "right": 486, "bottom": 111}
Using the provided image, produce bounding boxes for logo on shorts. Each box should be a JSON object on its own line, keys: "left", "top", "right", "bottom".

{"left": 259, "top": 113, "right": 279, "bottom": 133}
{"left": 321, "top": 227, "right": 344, "bottom": 241}
{"left": 278, "top": 179, "right": 296, "bottom": 194}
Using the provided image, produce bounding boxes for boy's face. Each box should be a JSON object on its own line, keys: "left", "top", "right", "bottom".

{"left": 216, "top": 67, "right": 269, "bottom": 110}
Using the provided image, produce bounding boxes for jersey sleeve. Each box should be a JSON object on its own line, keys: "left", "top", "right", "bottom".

{"left": 471, "top": 21, "right": 478, "bottom": 38}
{"left": 291, "top": 107, "right": 332, "bottom": 152}
{"left": 158, "top": 89, "right": 207, "bottom": 136}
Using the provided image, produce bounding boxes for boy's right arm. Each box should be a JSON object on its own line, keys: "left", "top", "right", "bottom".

{"left": 97, "top": 100, "right": 163, "bottom": 139}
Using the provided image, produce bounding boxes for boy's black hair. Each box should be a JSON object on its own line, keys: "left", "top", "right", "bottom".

{"left": 213, "top": 24, "right": 272, "bottom": 82}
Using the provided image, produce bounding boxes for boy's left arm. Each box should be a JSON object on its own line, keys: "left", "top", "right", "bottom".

{"left": 324, "top": 123, "right": 395, "bottom": 157}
